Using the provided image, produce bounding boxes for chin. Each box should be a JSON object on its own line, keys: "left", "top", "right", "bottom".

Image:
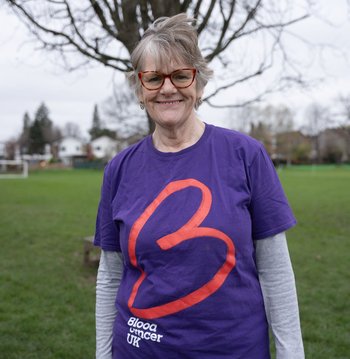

{"left": 155, "top": 117, "right": 184, "bottom": 128}
{"left": 151, "top": 110, "right": 187, "bottom": 126}
{"left": 148, "top": 105, "right": 196, "bottom": 129}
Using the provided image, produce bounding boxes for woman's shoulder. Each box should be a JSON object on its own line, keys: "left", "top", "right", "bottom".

{"left": 208, "top": 123, "right": 264, "bottom": 154}
{"left": 106, "top": 135, "right": 149, "bottom": 170}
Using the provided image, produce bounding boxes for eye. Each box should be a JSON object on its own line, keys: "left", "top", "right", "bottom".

{"left": 173, "top": 73, "right": 190, "bottom": 80}
{"left": 172, "top": 70, "right": 192, "bottom": 82}
{"left": 144, "top": 73, "right": 162, "bottom": 83}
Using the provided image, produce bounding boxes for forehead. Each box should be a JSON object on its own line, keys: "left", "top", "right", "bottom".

{"left": 141, "top": 52, "right": 190, "bottom": 73}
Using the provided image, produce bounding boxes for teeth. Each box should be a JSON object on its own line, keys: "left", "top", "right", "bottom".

{"left": 158, "top": 100, "right": 181, "bottom": 104}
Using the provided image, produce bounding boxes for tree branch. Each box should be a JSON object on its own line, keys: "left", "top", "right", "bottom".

{"left": 4, "top": 0, "right": 320, "bottom": 129}
{"left": 7, "top": 0, "right": 131, "bottom": 71}
{"left": 196, "top": 0, "right": 216, "bottom": 35}
{"left": 233, "top": 13, "right": 310, "bottom": 46}
{"left": 206, "top": 0, "right": 262, "bottom": 62}
{"left": 180, "top": 0, "right": 192, "bottom": 13}
{"left": 89, "top": 0, "right": 118, "bottom": 39}
{"left": 203, "top": 62, "right": 269, "bottom": 102}
{"left": 192, "top": 0, "right": 203, "bottom": 20}
{"left": 140, "top": 0, "right": 152, "bottom": 32}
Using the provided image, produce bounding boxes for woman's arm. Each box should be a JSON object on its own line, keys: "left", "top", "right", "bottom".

{"left": 254, "top": 232, "right": 304, "bottom": 359}
{"left": 96, "top": 250, "right": 123, "bottom": 359}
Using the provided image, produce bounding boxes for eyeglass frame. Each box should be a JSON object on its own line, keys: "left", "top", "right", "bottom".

{"left": 138, "top": 68, "right": 197, "bottom": 91}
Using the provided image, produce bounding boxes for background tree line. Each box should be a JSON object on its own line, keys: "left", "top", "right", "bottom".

{"left": 5, "top": 90, "right": 349, "bottom": 165}
{"left": 229, "top": 93, "right": 350, "bottom": 164}
{"left": 18, "top": 103, "right": 61, "bottom": 155}
{"left": 11, "top": 102, "right": 115, "bottom": 157}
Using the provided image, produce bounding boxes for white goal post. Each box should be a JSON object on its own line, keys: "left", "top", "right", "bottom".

{"left": 0, "top": 160, "right": 29, "bottom": 179}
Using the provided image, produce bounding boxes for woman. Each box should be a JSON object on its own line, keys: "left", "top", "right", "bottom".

{"left": 94, "top": 13, "right": 304, "bottom": 359}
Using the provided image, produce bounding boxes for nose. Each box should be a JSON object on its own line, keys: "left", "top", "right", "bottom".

{"left": 160, "top": 77, "right": 177, "bottom": 94}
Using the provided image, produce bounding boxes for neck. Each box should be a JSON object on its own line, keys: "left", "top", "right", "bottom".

{"left": 152, "top": 117, "right": 205, "bottom": 153}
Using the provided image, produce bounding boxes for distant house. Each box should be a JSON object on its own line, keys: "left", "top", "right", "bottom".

{"left": 319, "top": 128, "right": 349, "bottom": 163}
{"left": 58, "top": 137, "right": 85, "bottom": 165}
{"left": 91, "top": 136, "right": 118, "bottom": 160}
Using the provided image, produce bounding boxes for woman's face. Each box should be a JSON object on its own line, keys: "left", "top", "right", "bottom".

{"left": 138, "top": 56, "right": 203, "bottom": 130}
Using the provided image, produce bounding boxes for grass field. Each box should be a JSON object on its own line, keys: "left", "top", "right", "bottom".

{"left": 0, "top": 166, "right": 349, "bottom": 358}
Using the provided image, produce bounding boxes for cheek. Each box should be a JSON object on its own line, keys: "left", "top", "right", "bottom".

{"left": 139, "top": 89, "right": 156, "bottom": 105}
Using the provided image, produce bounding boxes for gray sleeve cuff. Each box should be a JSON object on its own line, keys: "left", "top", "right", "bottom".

{"left": 255, "top": 232, "right": 305, "bottom": 359}
{"left": 96, "top": 250, "right": 123, "bottom": 359}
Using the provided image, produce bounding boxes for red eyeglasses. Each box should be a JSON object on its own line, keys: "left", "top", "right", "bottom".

{"left": 138, "top": 68, "right": 196, "bottom": 90}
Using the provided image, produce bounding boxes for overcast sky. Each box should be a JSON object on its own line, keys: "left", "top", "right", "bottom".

{"left": 1, "top": 1, "right": 350, "bottom": 144}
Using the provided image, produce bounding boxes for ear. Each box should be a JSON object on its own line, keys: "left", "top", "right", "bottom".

{"left": 195, "top": 88, "right": 204, "bottom": 110}
{"left": 197, "top": 88, "right": 204, "bottom": 99}
{"left": 137, "top": 88, "right": 144, "bottom": 103}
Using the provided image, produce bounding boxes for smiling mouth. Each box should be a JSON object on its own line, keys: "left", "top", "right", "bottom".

{"left": 156, "top": 100, "right": 183, "bottom": 105}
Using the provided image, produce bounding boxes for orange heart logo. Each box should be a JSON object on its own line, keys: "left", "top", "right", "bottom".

{"left": 128, "top": 178, "right": 236, "bottom": 319}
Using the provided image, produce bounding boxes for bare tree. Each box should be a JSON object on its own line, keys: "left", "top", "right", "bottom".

{"left": 336, "top": 94, "right": 350, "bottom": 160}
{"left": 267, "top": 105, "right": 295, "bottom": 134}
{"left": 258, "top": 104, "right": 296, "bottom": 163}
{"left": 18, "top": 112, "right": 31, "bottom": 154}
{"left": 4, "top": 0, "right": 311, "bottom": 132}
{"left": 228, "top": 103, "right": 294, "bottom": 133}
{"left": 226, "top": 105, "right": 260, "bottom": 133}
{"left": 63, "top": 121, "right": 82, "bottom": 139}
{"left": 338, "top": 95, "right": 350, "bottom": 122}
{"left": 249, "top": 120, "right": 273, "bottom": 153}
{"left": 319, "top": 128, "right": 347, "bottom": 163}
{"left": 101, "top": 80, "right": 148, "bottom": 136}
{"left": 303, "top": 102, "right": 330, "bottom": 163}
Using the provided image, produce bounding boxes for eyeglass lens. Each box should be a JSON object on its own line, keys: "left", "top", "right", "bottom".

{"left": 140, "top": 69, "right": 195, "bottom": 90}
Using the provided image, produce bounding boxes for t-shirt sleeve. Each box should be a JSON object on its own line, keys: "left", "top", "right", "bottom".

{"left": 94, "top": 162, "right": 121, "bottom": 251}
{"left": 248, "top": 144, "right": 296, "bottom": 240}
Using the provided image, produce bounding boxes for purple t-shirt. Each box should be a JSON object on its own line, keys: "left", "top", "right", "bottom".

{"left": 94, "top": 123, "right": 296, "bottom": 358}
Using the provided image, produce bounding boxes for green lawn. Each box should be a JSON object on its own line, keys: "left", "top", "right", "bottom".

{"left": 278, "top": 166, "right": 350, "bottom": 359}
{"left": 0, "top": 166, "right": 349, "bottom": 358}
{"left": 0, "top": 169, "right": 102, "bottom": 359}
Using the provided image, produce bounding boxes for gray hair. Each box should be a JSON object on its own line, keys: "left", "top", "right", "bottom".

{"left": 128, "top": 13, "right": 213, "bottom": 95}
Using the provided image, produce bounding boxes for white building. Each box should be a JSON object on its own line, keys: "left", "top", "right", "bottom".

{"left": 91, "top": 136, "right": 117, "bottom": 160}
{"left": 58, "top": 137, "right": 85, "bottom": 165}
